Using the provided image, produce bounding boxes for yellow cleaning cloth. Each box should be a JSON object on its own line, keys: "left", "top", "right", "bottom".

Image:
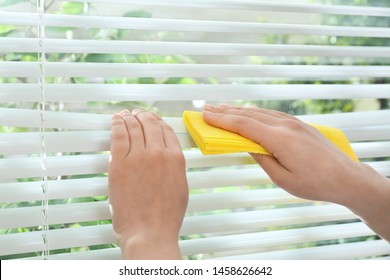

{"left": 183, "top": 110, "right": 359, "bottom": 162}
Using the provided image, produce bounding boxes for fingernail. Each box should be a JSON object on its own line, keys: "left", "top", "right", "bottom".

{"left": 132, "top": 109, "right": 142, "bottom": 115}
{"left": 119, "top": 110, "right": 131, "bottom": 118}
{"left": 112, "top": 113, "right": 122, "bottom": 120}
{"left": 119, "top": 109, "right": 130, "bottom": 114}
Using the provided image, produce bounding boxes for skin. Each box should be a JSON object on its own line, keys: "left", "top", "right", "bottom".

{"left": 108, "top": 109, "right": 188, "bottom": 259}
{"left": 203, "top": 104, "right": 390, "bottom": 243}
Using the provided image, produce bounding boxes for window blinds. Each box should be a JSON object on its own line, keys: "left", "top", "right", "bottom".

{"left": 1, "top": 0, "right": 390, "bottom": 260}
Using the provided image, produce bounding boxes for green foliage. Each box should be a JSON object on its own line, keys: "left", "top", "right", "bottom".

{"left": 123, "top": 10, "right": 152, "bottom": 18}
{"left": 0, "top": 25, "right": 15, "bottom": 36}
{"left": 61, "top": 2, "right": 84, "bottom": 15}
{"left": 165, "top": 77, "right": 197, "bottom": 85}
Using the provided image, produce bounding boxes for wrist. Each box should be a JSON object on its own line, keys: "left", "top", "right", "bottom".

{"left": 119, "top": 232, "right": 182, "bottom": 260}
{"left": 338, "top": 163, "right": 390, "bottom": 242}
{"left": 338, "top": 162, "right": 390, "bottom": 214}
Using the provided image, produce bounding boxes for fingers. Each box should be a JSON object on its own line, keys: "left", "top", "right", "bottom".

{"left": 205, "top": 105, "right": 280, "bottom": 126}
{"left": 133, "top": 109, "right": 165, "bottom": 149}
{"left": 110, "top": 113, "right": 130, "bottom": 161}
{"left": 114, "top": 109, "right": 181, "bottom": 152}
{"left": 120, "top": 110, "right": 144, "bottom": 153}
{"left": 203, "top": 109, "right": 279, "bottom": 153}
{"left": 205, "top": 104, "right": 298, "bottom": 125}
{"left": 220, "top": 104, "right": 298, "bottom": 121}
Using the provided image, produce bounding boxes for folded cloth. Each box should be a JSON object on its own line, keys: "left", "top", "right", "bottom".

{"left": 183, "top": 110, "right": 359, "bottom": 162}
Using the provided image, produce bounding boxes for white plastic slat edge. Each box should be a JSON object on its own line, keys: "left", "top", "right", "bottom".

{"left": 2, "top": 62, "right": 390, "bottom": 78}
{"left": 214, "top": 239, "right": 390, "bottom": 260}
{"left": 0, "top": 153, "right": 389, "bottom": 201}
{"left": 24, "top": 239, "right": 388, "bottom": 260}
{"left": 0, "top": 167, "right": 270, "bottom": 200}
{"left": 1, "top": 38, "right": 390, "bottom": 57}
{"left": 43, "top": 16, "right": 390, "bottom": 38}
{"left": 72, "top": 0, "right": 390, "bottom": 17}
{"left": 1, "top": 108, "right": 389, "bottom": 130}
{"left": 0, "top": 179, "right": 304, "bottom": 209}
{"left": 0, "top": 203, "right": 358, "bottom": 234}
{"left": 180, "top": 222, "right": 377, "bottom": 256}
{"left": 1, "top": 12, "right": 389, "bottom": 38}
{"left": 1, "top": 130, "right": 389, "bottom": 156}
{"left": 0, "top": 148, "right": 389, "bottom": 179}
{"left": 0, "top": 158, "right": 388, "bottom": 203}
{"left": 1, "top": 130, "right": 389, "bottom": 157}
{"left": 2, "top": 84, "right": 390, "bottom": 102}
{"left": 0, "top": 222, "right": 375, "bottom": 257}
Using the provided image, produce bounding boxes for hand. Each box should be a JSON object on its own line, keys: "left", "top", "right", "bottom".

{"left": 203, "top": 104, "right": 390, "bottom": 242}
{"left": 203, "top": 104, "right": 361, "bottom": 203}
{"left": 108, "top": 109, "right": 189, "bottom": 259}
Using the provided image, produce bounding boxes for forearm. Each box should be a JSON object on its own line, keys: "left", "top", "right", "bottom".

{"left": 339, "top": 163, "right": 390, "bottom": 243}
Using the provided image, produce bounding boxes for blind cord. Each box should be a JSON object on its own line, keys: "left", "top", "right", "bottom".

{"left": 37, "top": 0, "right": 49, "bottom": 260}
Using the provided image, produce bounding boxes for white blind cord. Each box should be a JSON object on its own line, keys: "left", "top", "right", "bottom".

{"left": 37, "top": 0, "right": 49, "bottom": 260}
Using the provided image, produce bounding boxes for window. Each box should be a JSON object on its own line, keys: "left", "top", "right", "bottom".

{"left": 0, "top": 0, "right": 389, "bottom": 260}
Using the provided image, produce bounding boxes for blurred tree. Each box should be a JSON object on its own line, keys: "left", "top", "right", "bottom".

{"left": 251, "top": 0, "right": 389, "bottom": 114}
{"left": 314, "top": 0, "right": 390, "bottom": 110}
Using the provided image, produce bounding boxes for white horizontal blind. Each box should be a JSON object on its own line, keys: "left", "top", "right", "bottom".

{"left": 0, "top": 0, "right": 390, "bottom": 260}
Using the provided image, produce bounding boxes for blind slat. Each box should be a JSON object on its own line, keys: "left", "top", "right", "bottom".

{"left": 44, "top": 16, "right": 390, "bottom": 38}
{"left": 1, "top": 158, "right": 389, "bottom": 203}
{"left": 0, "top": 222, "right": 375, "bottom": 257}
{"left": 352, "top": 141, "right": 390, "bottom": 158}
{"left": 26, "top": 243, "right": 390, "bottom": 260}
{"left": 71, "top": 0, "right": 390, "bottom": 17}
{"left": 0, "top": 177, "right": 107, "bottom": 204}
{"left": 2, "top": 84, "right": 390, "bottom": 102}
{"left": 342, "top": 127, "right": 390, "bottom": 142}
{"left": 0, "top": 11, "right": 37, "bottom": 26}
{"left": 26, "top": 240, "right": 389, "bottom": 260}
{"left": 0, "top": 178, "right": 305, "bottom": 209}
{"left": 2, "top": 38, "right": 390, "bottom": 58}
{"left": 3, "top": 62, "right": 390, "bottom": 78}
{"left": 1, "top": 12, "right": 389, "bottom": 38}
{"left": 0, "top": 129, "right": 385, "bottom": 155}
{"left": 0, "top": 154, "right": 269, "bottom": 183}
{"left": 215, "top": 240, "right": 390, "bottom": 260}
{"left": 0, "top": 155, "right": 109, "bottom": 179}
{"left": 1, "top": 108, "right": 389, "bottom": 130}
{"left": 0, "top": 201, "right": 108, "bottom": 229}
{"left": 0, "top": 203, "right": 357, "bottom": 234}
{"left": 1, "top": 126, "right": 390, "bottom": 155}
{"left": 0, "top": 224, "right": 115, "bottom": 257}
{"left": 26, "top": 248, "right": 121, "bottom": 260}
{"left": 1, "top": 148, "right": 389, "bottom": 180}
{"left": 180, "top": 222, "right": 376, "bottom": 256}
{"left": 0, "top": 132, "right": 192, "bottom": 154}
{"left": 189, "top": 188, "right": 306, "bottom": 212}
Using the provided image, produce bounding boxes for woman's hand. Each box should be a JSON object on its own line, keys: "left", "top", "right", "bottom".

{"left": 203, "top": 104, "right": 390, "bottom": 241}
{"left": 108, "top": 109, "right": 188, "bottom": 259}
{"left": 203, "top": 104, "right": 360, "bottom": 204}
